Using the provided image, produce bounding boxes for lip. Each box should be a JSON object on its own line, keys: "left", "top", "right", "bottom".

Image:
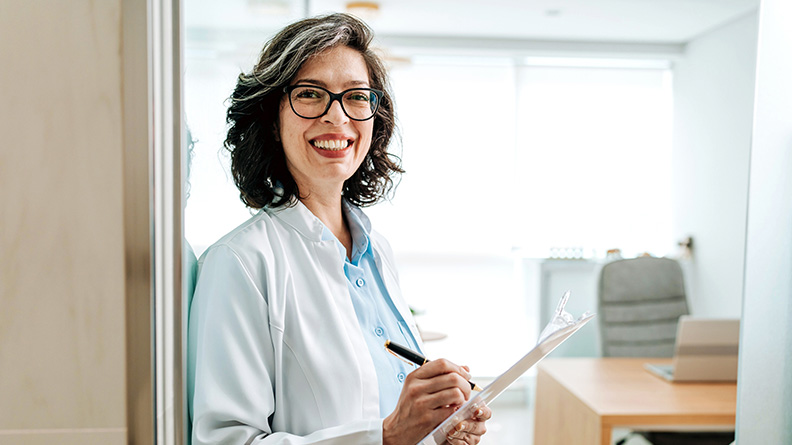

{"left": 309, "top": 134, "right": 355, "bottom": 159}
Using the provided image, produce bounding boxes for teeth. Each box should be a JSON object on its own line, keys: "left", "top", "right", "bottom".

{"left": 313, "top": 139, "right": 349, "bottom": 150}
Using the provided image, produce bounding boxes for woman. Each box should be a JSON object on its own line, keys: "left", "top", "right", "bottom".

{"left": 188, "top": 13, "right": 491, "bottom": 445}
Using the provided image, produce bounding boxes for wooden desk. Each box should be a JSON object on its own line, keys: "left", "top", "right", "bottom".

{"left": 533, "top": 358, "right": 737, "bottom": 445}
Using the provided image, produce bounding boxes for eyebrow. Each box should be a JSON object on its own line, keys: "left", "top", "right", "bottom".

{"left": 293, "top": 78, "right": 370, "bottom": 88}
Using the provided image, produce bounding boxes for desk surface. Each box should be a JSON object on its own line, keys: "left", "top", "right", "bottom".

{"left": 534, "top": 358, "right": 737, "bottom": 445}
{"left": 538, "top": 358, "right": 737, "bottom": 424}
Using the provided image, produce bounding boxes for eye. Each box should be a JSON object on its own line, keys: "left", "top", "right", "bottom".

{"left": 293, "top": 87, "right": 324, "bottom": 100}
{"left": 346, "top": 90, "right": 371, "bottom": 103}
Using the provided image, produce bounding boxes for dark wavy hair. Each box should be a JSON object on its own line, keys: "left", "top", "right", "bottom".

{"left": 225, "top": 13, "right": 403, "bottom": 209}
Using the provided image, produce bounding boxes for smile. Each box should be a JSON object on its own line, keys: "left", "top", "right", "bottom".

{"left": 311, "top": 139, "right": 353, "bottom": 151}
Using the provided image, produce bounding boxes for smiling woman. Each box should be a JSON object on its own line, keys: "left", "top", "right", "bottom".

{"left": 187, "top": 13, "right": 492, "bottom": 445}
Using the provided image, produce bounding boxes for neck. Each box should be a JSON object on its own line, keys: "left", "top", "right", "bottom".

{"left": 300, "top": 192, "right": 345, "bottom": 234}
{"left": 307, "top": 197, "right": 353, "bottom": 261}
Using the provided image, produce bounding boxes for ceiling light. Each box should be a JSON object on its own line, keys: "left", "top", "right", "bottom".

{"left": 346, "top": 1, "right": 381, "bottom": 20}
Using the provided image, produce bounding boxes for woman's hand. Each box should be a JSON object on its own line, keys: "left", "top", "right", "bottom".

{"left": 382, "top": 359, "right": 473, "bottom": 445}
{"left": 445, "top": 404, "right": 492, "bottom": 445}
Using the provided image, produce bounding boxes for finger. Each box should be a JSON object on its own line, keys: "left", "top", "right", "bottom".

{"left": 447, "top": 429, "right": 481, "bottom": 445}
{"left": 447, "top": 431, "right": 483, "bottom": 444}
{"left": 424, "top": 387, "right": 467, "bottom": 410}
{"left": 401, "top": 372, "right": 471, "bottom": 405}
{"left": 446, "top": 421, "right": 468, "bottom": 444}
{"left": 399, "top": 376, "right": 470, "bottom": 414}
{"left": 473, "top": 405, "right": 492, "bottom": 421}
{"left": 446, "top": 436, "right": 465, "bottom": 445}
{"left": 459, "top": 419, "right": 487, "bottom": 436}
{"left": 446, "top": 436, "right": 481, "bottom": 445}
{"left": 446, "top": 433, "right": 469, "bottom": 445}
{"left": 452, "top": 416, "right": 488, "bottom": 436}
{"left": 421, "top": 372, "right": 472, "bottom": 399}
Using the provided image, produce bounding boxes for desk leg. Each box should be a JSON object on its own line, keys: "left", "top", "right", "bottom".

{"left": 534, "top": 368, "right": 603, "bottom": 445}
{"left": 600, "top": 425, "right": 612, "bottom": 445}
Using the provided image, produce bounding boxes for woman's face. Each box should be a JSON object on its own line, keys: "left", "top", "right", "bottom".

{"left": 278, "top": 45, "right": 374, "bottom": 195}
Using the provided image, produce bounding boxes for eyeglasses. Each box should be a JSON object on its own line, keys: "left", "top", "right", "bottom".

{"left": 283, "top": 84, "right": 383, "bottom": 121}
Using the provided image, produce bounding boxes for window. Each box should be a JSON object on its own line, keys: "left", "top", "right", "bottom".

{"left": 366, "top": 56, "right": 673, "bottom": 376}
{"left": 513, "top": 61, "right": 674, "bottom": 258}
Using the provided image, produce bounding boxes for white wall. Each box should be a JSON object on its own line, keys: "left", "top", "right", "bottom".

{"left": 671, "top": 13, "right": 758, "bottom": 317}
{"left": 736, "top": 0, "right": 792, "bottom": 441}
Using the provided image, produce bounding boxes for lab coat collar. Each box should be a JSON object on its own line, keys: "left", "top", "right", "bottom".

{"left": 265, "top": 201, "right": 326, "bottom": 242}
{"left": 265, "top": 200, "right": 373, "bottom": 243}
{"left": 343, "top": 201, "right": 373, "bottom": 234}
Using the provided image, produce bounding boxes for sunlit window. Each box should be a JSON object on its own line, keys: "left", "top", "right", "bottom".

{"left": 365, "top": 56, "right": 673, "bottom": 376}
{"left": 513, "top": 61, "right": 674, "bottom": 258}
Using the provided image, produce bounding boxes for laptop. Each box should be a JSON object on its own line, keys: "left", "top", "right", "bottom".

{"left": 644, "top": 316, "right": 740, "bottom": 382}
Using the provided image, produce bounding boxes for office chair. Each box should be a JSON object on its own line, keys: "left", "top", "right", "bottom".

{"left": 598, "top": 257, "right": 689, "bottom": 357}
{"left": 598, "top": 257, "right": 734, "bottom": 445}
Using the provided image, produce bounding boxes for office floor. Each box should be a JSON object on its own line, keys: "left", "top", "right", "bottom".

{"left": 478, "top": 396, "right": 533, "bottom": 444}
{"left": 610, "top": 430, "right": 654, "bottom": 445}
{"left": 479, "top": 379, "right": 652, "bottom": 445}
{"left": 477, "top": 380, "right": 535, "bottom": 444}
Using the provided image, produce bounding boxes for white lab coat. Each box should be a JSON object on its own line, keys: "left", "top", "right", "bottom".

{"left": 188, "top": 201, "right": 423, "bottom": 445}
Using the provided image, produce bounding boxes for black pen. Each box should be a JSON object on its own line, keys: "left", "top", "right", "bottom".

{"left": 385, "top": 340, "right": 483, "bottom": 391}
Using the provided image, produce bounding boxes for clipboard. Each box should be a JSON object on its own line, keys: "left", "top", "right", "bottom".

{"left": 418, "top": 291, "right": 595, "bottom": 445}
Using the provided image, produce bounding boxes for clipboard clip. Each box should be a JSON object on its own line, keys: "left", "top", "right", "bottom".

{"left": 538, "top": 290, "right": 583, "bottom": 344}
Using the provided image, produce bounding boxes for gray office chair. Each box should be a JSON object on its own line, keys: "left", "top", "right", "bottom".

{"left": 598, "top": 257, "right": 734, "bottom": 445}
{"left": 598, "top": 256, "right": 689, "bottom": 357}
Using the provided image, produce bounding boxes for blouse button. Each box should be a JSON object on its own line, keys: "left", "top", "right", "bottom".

{"left": 397, "top": 372, "right": 406, "bottom": 383}
{"left": 375, "top": 326, "right": 384, "bottom": 337}
{"left": 356, "top": 277, "right": 365, "bottom": 287}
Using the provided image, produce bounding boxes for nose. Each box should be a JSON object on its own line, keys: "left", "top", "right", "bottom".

{"left": 321, "top": 97, "right": 349, "bottom": 125}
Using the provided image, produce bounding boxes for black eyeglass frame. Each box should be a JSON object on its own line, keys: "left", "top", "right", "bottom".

{"left": 283, "top": 84, "right": 384, "bottom": 122}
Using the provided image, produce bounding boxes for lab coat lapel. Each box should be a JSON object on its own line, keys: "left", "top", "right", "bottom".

{"left": 311, "top": 238, "right": 381, "bottom": 418}
{"left": 270, "top": 202, "right": 381, "bottom": 417}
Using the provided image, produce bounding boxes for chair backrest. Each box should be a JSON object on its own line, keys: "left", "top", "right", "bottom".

{"left": 598, "top": 257, "right": 689, "bottom": 357}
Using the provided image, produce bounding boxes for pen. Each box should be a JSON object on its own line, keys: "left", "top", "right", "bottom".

{"left": 385, "top": 340, "right": 483, "bottom": 391}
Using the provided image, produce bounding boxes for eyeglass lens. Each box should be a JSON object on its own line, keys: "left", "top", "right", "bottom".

{"left": 289, "top": 86, "right": 379, "bottom": 120}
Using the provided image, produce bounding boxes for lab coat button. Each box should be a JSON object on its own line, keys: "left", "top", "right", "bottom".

{"left": 397, "top": 372, "right": 406, "bottom": 382}
{"left": 356, "top": 277, "right": 365, "bottom": 287}
{"left": 375, "top": 327, "right": 384, "bottom": 336}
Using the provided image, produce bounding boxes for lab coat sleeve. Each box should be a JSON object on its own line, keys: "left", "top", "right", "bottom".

{"left": 190, "top": 244, "right": 384, "bottom": 445}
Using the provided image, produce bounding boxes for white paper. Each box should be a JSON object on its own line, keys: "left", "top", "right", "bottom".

{"left": 418, "top": 291, "right": 594, "bottom": 445}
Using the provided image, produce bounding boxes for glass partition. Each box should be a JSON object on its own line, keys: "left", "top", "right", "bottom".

{"left": 179, "top": 0, "right": 759, "bottom": 442}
